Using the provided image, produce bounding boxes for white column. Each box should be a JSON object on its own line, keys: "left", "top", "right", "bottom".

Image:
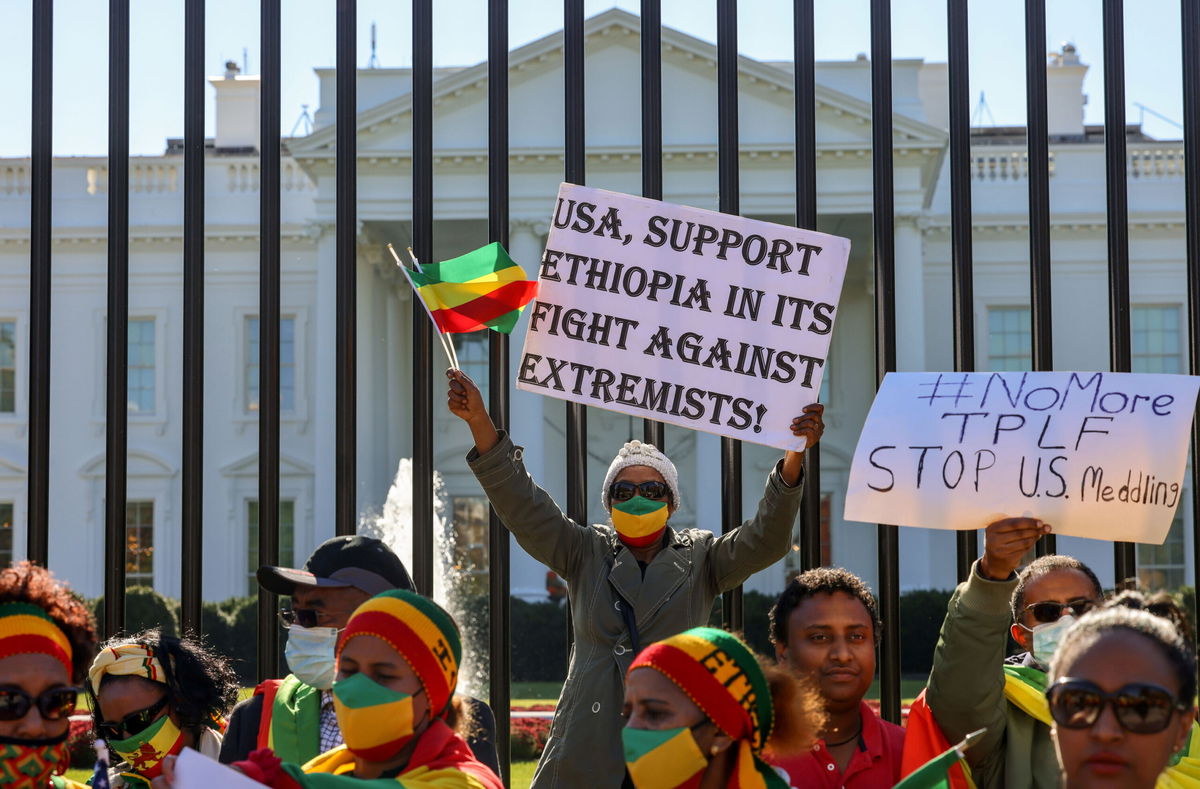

{"left": 895, "top": 218, "right": 927, "bottom": 372}
{"left": 312, "top": 225, "right": 337, "bottom": 550}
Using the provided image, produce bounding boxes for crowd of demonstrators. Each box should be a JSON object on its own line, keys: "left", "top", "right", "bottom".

{"left": 0, "top": 562, "right": 96, "bottom": 788}
{"left": 768, "top": 568, "right": 905, "bottom": 787}
{"left": 621, "top": 627, "right": 824, "bottom": 788}
{"left": 88, "top": 631, "right": 239, "bottom": 785}
{"left": 446, "top": 368, "right": 826, "bottom": 789}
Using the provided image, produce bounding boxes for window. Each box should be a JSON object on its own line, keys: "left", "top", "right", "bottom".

{"left": 125, "top": 501, "right": 154, "bottom": 586}
{"left": 1131, "top": 306, "right": 1182, "bottom": 374}
{"left": 987, "top": 307, "right": 1031, "bottom": 371}
{"left": 247, "top": 499, "right": 295, "bottom": 592}
{"left": 1138, "top": 511, "right": 1186, "bottom": 590}
{"left": 456, "top": 334, "right": 490, "bottom": 403}
{"left": 0, "top": 503, "right": 12, "bottom": 566}
{"left": 127, "top": 318, "right": 156, "bottom": 414}
{"left": 246, "top": 317, "right": 296, "bottom": 413}
{"left": 451, "top": 496, "right": 489, "bottom": 594}
{"left": 0, "top": 321, "right": 15, "bottom": 413}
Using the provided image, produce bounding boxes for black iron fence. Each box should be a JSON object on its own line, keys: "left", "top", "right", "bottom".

{"left": 18, "top": 0, "right": 1200, "bottom": 783}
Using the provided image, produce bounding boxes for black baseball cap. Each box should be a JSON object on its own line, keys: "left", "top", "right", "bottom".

{"left": 257, "top": 535, "right": 415, "bottom": 597}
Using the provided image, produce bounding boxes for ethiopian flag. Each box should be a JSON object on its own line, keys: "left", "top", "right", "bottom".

{"left": 405, "top": 242, "right": 537, "bottom": 334}
{"left": 896, "top": 743, "right": 972, "bottom": 789}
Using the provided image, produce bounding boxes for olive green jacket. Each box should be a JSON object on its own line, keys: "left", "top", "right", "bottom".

{"left": 467, "top": 432, "right": 803, "bottom": 789}
{"left": 927, "top": 560, "right": 1060, "bottom": 789}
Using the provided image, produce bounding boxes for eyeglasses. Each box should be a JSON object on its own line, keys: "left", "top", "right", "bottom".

{"left": 0, "top": 686, "right": 79, "bottom": 722}
{"left": 1023, "top": 598, "right": 1097, "bottom": 624}
{"left": 278, "top": 607, "right": 353, "bottom": 629}
{"left": 608, "top": 480, "right": 670, "bottom": 503}
{"left": 96, "top": 694, "right": 169, "bottom": 741}
{"left": 1047, "top": 679, "right": 1188, "bottom": 734}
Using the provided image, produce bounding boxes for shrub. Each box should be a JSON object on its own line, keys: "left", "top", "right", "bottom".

{"left": 510, "top": 716, "right": 552, "bottom": 761}
{"left": 67, "top": 715, "right": 94, "bottom": 768}
{"left": 91, "top": 586, "right": 179, "bottom": 639}
{"left": 510, "top": 598, "right": 568, "bottom": 683}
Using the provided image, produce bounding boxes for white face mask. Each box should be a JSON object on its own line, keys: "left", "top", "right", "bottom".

{"left": 284, "top": 625, "right": 339, "bottom": 690}
{"left": 1031, "top": 614, "right": 1077, "bottom": 662}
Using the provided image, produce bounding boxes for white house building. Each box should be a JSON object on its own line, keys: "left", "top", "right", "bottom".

{"left": 0, "top": 9, "right": 1191, "bottom": 604}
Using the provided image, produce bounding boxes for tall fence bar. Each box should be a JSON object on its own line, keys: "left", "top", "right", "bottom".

{"left": 794, "top": 0, "right": 822, "bottom": 573}
{"left": 564, "top": 1, "right": 588, "bottom": 531}
{"left": 1182, "top": 0, "right": 1200, "bottom": 679}
{"left": 335, "top": 0, "right": 357, "bottom": 538}
{"left": 947, "top": 0, "right": 977, "bottom": 582}
{"left": 641, "top": 0, "right": 665, "bottom": 449}
{"left": 104, "top": 0, "right": 131, "bottom": 637}
{"left": 716, "top": 0, "right": 744, "bottom": 632}
{"left": 1025, "top": 0, "right": 1057, "bottom": 557}
{"left": 179, "top": 0, "right": 205, "bottom": 633}
{"left": 487, "top": 0, "right": 512, "bottom": 780}
{"left": 1103, "top": 0, "right": 1137, "bottom": 585}
{"left": 411, "top": 0, "right": 435, "bottom": 596}
{"left": 256, "top": 0, "right": 283, "bottom": 680}
{"left": 26, "top": 0, "right": 52, "bottom": 568}
{"left": 870, "top": 0, "right": 902, "bottom": 723}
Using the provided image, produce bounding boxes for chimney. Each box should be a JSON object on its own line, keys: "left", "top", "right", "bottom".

{"left": 209, "top": 60, "right": 260, "bottom": 151}
{"left": 1045, "top": 43, "right": 1088, "bottom": 137}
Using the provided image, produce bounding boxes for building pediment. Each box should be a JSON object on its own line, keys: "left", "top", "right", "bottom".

{"left": 289, "top": 7, "right": 946, "bottom": 164}
{"left": 80, "top": 450, "right": 177, "bottom": 479}
{"left": 219, "top": 452, "right": 315, "bottom": 478}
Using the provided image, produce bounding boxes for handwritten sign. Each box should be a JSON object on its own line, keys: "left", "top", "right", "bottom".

{"left": 844, "top": 371, "right": 1200, "bottom": 543}
{"left": 517, "top": 183, "right": 851, "bottom": 451}
{"left": 174, "top": 747, "right": 265, "bottom": 789}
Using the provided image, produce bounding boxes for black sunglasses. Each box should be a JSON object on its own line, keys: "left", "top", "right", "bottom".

{"left": 96, "top": 694, "right": 168, "bottom": 741}
{"left": 1023, "top": 598, "right": 1097, "bottom": 624}
{"left": 277, "top": 608, "right": 353, "bottom": 629}
{"left": 1048, "top": 679, "right": 1188, "bottom": 734}
{"left": 608, "top": 480, "right": 670, "bottom": 504}
{"left": 0, "top": 686, "right": 79, "bottom": 722}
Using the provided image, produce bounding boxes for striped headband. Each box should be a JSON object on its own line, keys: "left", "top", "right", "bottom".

{"left": 337, "top": 590, "right": 462, "bottom": 716}
{"left": 88, "top": 643, "right": 167, "bottom": 696}
{"left": 0, "top": 602, "right": 73, "bottom": 675}
{"left": 628, "top": 627, "right": 773, "bottom": 752}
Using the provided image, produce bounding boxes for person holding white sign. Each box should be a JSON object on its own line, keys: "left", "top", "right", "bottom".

{"left": 446, "top": 368, "right": 824, "bottom": 789}
{"left": 913, "top": 518, "right": 1105, "bottom": 789}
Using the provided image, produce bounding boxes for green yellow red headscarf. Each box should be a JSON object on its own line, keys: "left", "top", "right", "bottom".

{"left": 627, "top": 627, "right": 787, "bottom": 789}
{"left": 0, "top": 602, "right": 73, "bottom": 675}
{"left": 87, "top": 643, "right": 167, "bottom": 695}
{"left": 336, "top": 590, "right": 462, "bottom": 718}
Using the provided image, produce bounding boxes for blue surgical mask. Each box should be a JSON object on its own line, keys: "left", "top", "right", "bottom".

{"left": 1032, "top": 614, "right": 1077, "bottom": 662}
{"left": 284, "top": 625, "right": 339, "bottom": 690}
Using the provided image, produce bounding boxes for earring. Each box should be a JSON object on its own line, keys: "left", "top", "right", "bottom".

{"left": 710, "top": 745, "right": 720, "bottom": 756}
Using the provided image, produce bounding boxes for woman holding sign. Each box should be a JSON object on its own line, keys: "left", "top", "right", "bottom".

{"left": 446, "top": 368, "right": 824, "bottom": 789}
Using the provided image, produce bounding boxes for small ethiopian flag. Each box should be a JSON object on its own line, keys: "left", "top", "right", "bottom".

{"left": 404, "top": 242, "right": 538, "bottom": 334}
{"left": 895, "top": 730, "right": 985, "bottom": 789}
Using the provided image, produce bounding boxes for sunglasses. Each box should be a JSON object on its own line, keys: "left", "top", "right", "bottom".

{"left": 96, "top": 694, "right": 168, "bottom": 741}
{"left": 1023, "top": 598, "right": 1097, "bottom": 624}
{"left": 0, "top": 686, "right": 79, "bottom": 722}
{"left": 1048, "top": 679, "right": 1188, "bottom": 734}
{"left": 608, "top": 480, "right": 670, "bottom": 504}
{"left": 278, "top": 607, "right": 352, "bottom": 629}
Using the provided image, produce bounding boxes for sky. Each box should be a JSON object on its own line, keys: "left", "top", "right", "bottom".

{"left": 0, "top": 0, "right": 1188, "bottom": 157}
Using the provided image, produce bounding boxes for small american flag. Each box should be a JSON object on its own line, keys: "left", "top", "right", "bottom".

{"left": 90, "top": 739, "right": 112, "bottom": 789}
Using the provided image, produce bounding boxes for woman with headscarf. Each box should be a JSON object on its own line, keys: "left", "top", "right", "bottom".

{"left": 446, "top": 369, "right": 825, "bottom": 788}
{"left": 0, "top": 562, "right": 97, "bottom": 788}
{"left": 216, "top": 589, "right": 502, "bottom": 788}
{"left": 622, "top": 626, "right": 824, "bottom": 788}
{"left": 88, "top": 630, "right": 240, "bottom": 786}
{"left": 1047, "top": 602, "right": 1198, "bottom": 789}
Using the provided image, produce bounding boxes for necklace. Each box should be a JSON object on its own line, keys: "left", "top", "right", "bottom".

{"left": 825, "top": 721, "right": 863, "bottom": 748}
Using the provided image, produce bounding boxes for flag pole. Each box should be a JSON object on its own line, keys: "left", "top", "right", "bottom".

{"left": 387, "top": 243, "right": 459, "bottom": 370}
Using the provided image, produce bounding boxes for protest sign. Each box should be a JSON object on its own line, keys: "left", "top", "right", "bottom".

{"left": 844, "top": 371, "right": 1200, "bottom": 543}
{"left": 516, "top": 183, "right": 851, "bottom": 451}
{"left": 174, "top": 747, "right": 264, "bottom": 789}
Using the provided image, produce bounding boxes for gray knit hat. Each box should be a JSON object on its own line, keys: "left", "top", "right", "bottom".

{"left": 600, "top": 440, "right": 682, "bottom": 513}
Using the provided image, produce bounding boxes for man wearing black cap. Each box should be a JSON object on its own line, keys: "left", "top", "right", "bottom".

{"left": 219, "top": 535, "right": 416, "bottom": 765}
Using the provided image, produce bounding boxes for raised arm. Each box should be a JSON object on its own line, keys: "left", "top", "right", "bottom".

{"left": 448, "top": 369, "right": 595, "bottom": 580}
{"left": 707, "top": 404, "right": 823, "bottom": 592}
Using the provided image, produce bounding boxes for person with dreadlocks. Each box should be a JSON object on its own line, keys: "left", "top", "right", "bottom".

{"left": 0, "top": 562, "right": 97, "bottom": 788}
{"left": 88, "top": 630, "right": 240, "bottom": 787}
{"left": 621, "top": 627, "right": 825, "bottom": 789}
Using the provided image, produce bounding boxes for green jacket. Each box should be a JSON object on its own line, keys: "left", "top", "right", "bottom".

{"left": 927, "top": 560, "right": 1060, "bottom": 789}
{"left": 468, "top": 431, "right": 803, "bottom": 789}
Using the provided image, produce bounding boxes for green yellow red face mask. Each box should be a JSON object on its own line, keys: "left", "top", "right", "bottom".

{"left": 107, "top": 712, "right": 185, "bottom": 781}
{"left": 333, "top": 671, "right": 422, "bottom": 761}
{"left": 611, "top": 497, "right": 669, "bottom": 547}
{"left": 622, "top": 725, "right": 708, "bottom": 789}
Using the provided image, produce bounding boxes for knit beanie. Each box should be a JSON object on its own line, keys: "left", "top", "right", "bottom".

{"left": 600, "top": 439, "right": 682, "bottom": 513}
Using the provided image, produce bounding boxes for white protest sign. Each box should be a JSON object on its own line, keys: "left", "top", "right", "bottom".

{"left": 516, "top": 183, "right": 851, "bottom": 451}
{"left": 844, "top": 371, "right": 1200, "bottom": 543}
{"left": 174, "top": 747, "right": 265, "bottom": 789}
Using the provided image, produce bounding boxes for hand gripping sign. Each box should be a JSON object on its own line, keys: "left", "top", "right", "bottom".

{"left": 844, "top": 371, "right": 1200, "bottom": 544}
{"left": 517, "top": 183, "right": 851, "bottom": 452}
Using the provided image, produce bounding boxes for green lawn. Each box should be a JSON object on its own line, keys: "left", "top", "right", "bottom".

{"left": 511, "top": 760, "right": 538, "bottom": 788}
